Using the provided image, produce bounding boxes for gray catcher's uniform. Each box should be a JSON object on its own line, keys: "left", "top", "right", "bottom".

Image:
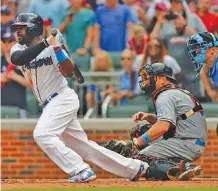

{"left": 140, "top": 88, "right": 208, "bottom": 162}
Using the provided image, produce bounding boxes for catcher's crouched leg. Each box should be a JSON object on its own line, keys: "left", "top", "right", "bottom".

{"left": 145, "top": 159, "right": 180, "bottom": 180}
{"left": 144, "top": 159, "right": 202, "bottom": 181}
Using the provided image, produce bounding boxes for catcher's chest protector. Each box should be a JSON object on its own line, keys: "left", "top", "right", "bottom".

{"left": 152, "top": 84, "right": 203, "bottom": 120}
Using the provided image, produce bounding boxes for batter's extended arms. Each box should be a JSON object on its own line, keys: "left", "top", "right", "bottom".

{"left": 51, "top": 28, "right": 84, "bottom": 84}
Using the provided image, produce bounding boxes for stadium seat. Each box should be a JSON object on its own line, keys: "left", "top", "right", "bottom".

{"left": 107, "top": 104, "right": 149, "bottom": 118}
{"left": 26, "top": 89, "right": 39, "bottom": 117}
{"left": 1, "top": 106, "right": 20, "bottom": 118}
{"left": 105, "top": 95, "right": 155, "bottom": 118}
{"left": 108, "top": 52, "right": 122, "bottom": 70}
{"left": 128, "top": 96, "right": 155, "bottom": 113}
{"left": 202, "top": 103, "right": 218, "bottom": 117}
{"left": 71, "top": 53, "right": 90, "bottom": 72}
{"left": 67, "top": 78, "right": 73, "bottom": 88}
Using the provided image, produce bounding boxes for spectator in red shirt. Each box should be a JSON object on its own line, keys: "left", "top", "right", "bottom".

{"left": 43, "top": 18, "right": 52, "bottom": 38}
{"left": 196, "top": 0, "right": 218, "bottom": 33}
{"left": 128, "top": 24, "right": 149, "bottom": 55}
{"left": 1, "top": 32, "right": 29, "bottom": 118}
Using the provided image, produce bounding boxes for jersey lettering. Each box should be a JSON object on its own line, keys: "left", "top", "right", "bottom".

{"left": 25, "top": 56, "right": 53, "bottom": 69}
{"left": 10, "top": 43, "right": 67, "bottom": 102}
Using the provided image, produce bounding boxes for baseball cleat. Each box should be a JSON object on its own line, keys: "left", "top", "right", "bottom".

{"left": 167, "top": 160, "right": 202, "bottom": 181}
{"left": 129, "top": 161, "right": 148, "bottom": 181}
{"left": 69, "top": 167, "right": 96, "bottom": 183}
{"left": 178, "top": 165, "right": 202, "bottom": 181}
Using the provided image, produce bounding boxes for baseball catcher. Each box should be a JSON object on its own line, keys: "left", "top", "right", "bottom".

{"left": 104, "top": 62, "right": 207, "bottom": 180}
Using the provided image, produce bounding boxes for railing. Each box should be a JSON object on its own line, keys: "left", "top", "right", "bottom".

{"left": 81, "top": 71, "right": 123, "bottom": 77}
{"left": 2, "top": 71, "right": 216, "bottom": 119}
{"left": 72, "top": 71, "right": 123, "bottom": 118}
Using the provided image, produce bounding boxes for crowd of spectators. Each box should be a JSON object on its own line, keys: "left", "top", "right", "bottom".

{"left": 1, "top": 32, "right": 29, "bottom": 117}
{"left": 1, "top": 0, "right": 218, "bottom": 117}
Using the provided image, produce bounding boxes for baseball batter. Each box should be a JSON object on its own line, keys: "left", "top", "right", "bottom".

{"left": 10, "top": 12, "right": 149, "bottom": 183}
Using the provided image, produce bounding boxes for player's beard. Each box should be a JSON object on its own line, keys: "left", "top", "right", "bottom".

{"left": 18, "top": 35, "right": 33, "bottom": 46}
{"left": 142, "top": 77, "right": 156, "bottom": 99}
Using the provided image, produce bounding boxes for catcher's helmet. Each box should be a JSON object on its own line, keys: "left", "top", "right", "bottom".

{"left": 11, "top": 13, "right": 43, "bottom": 44}
{"left": 187, "top": 32, "right": 218, "bottom": 75}
{"left": 138, "top": 63, "right": 176, "bottom": 97}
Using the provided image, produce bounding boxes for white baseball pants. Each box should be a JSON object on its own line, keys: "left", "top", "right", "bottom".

{"left": 33, "top": 88, "right": 148, "bottom": 179}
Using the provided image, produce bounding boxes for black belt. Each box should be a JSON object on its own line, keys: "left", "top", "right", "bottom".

{"left": 43, "top": 92, "right": 58, "bottom": 107}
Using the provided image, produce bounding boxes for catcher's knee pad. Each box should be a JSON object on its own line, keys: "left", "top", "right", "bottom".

{"left": 145, "top": 159, "right": 179, "bottom": 180}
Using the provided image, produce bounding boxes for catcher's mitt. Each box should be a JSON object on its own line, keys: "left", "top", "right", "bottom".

{"left": 131, "top": 123, "right": 176, "bottom": 140}
{"left": 103, "top": 140, "right": 139, "bottom": 157}
{"left": 130, "top": 123, "right": 151, "bottom": 139}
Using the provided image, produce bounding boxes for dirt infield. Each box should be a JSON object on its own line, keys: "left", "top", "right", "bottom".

{"left": 2, "top": 178, "right": 218, "bottom": 189}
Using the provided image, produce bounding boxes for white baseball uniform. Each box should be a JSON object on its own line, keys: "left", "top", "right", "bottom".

{"left": 10, "top": 43, "right": 148, "bottom": 178}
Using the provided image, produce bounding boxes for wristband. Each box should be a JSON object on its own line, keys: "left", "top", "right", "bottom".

{"left": 54, "top": 47, "right": 68, "bottom": 63}
{"left": 141, "top": 132, "right": 151, "bottom": 145}
{"left": 43, "top": 39, "right": 49, "bottom": 47}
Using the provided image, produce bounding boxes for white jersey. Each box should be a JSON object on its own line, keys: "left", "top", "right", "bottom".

{"left": 10, "top": 43, "right": 68, "bottom": 104}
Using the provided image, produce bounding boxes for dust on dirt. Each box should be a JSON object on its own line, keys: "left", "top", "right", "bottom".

{"left": 1, "top": 178, "right": 218, "bottom": 189}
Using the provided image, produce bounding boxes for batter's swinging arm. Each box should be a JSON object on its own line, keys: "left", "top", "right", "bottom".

{"left": 51, "top": 28, "right": 85, "bottom": 84}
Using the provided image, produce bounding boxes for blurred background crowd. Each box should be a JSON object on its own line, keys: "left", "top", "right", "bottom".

{"left": 1, "top": 0, "right": 218, "bottom": 119}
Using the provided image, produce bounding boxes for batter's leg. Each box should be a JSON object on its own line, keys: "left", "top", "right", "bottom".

{"left": 33, "top": 88, "right": 90, "bottom": 176}
{"left": 61, "top": 119, "right": 149, "bottom": 180}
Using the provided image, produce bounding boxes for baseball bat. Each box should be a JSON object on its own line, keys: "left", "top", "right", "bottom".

{"left": 51, "top": 28, "right": 84, "bottom": 84}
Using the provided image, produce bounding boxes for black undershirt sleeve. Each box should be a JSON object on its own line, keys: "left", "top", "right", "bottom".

{"left": 11, "top": 41, "right": 47, "bottom": 66}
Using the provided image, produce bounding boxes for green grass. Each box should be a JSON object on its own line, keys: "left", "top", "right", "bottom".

{"left": 3, "top": 188, "right": 218, "bottom": 191}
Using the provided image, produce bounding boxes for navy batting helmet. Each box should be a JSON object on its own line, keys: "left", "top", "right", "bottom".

{"left": 11, "top": 13, "right": 43, "bottom": 44}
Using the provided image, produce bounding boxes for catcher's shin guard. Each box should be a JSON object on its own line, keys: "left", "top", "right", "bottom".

{"left": 145, "top": 159, "right": 179, "bottom": 180}
{"left": 144, "top": 159, "right": 202, "bottom": 181}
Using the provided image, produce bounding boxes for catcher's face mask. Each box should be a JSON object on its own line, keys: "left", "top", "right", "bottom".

{"left": 187, "top": 38, "right": 207, "bottom": 74}
{"left": 138, "top": 66, "right": 156, "bottom": 98}
{"left": 187, "top": 33, "right": 218, "bottom": 75}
